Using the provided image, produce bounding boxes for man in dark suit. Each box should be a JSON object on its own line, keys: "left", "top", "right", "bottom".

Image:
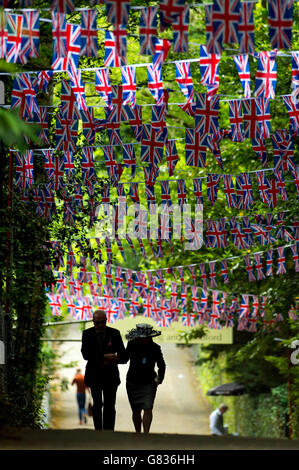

{"left": 81, "top": 309, "right": 126, "bottom": 430}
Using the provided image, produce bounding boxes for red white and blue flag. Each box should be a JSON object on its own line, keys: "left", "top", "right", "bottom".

{"left": 243, "top": 97, "right": 271, "bottom": 140}
{"left": 152, "top": 38, "right": 171, "bottom": 70}
{"left": 223, "top": 174, "right": 236, "bottom": 208}
{"left": 193, "top": 178, "right": 203, "bottom": 205}
{"left": 206, "top": 174, "right": 221, "bottom": 206}
{"left": 159, "top": 0, "right": 186, "bottom": 32}
{"left": 0, "top": 10, "right": 7, "bottom": 60}
{"left": 254, "top": 50, "right": 277, "bottom": 99}
{"left": 21, "top": 10, "right": 40, "bottom": 61}
{"left": 185, "top": 128, "right": 206, "bottom": 167}
{"left": 233, "top": 54, "right": 251, "bottom": 98}
{"left": 95, "top": 69, "right": 113, "bottom": 107}
{"left": 147, "top": 64, "right": 164, "bottom": 104}
{"left": 80, "top": 9, "right": 98, "bottom": 57}
{"left": 51, "top": 12, "right": 67, "bottom": 65}
{"left": 6, "top": 13, "right": 23, "bottom": 63}
{"left": 104, "top": 29, "right": 126, "bottom": 67}
{"left": 252, "top": 137, "right": 268, "bottom": 168}
{"left": 175, "top": 61, "right": 194, "bottom": 103}
{"left": 195, "top": 93, "right": 220, "bottom": 142}
{"left": 229, "top": 99, "right": 244, "bottom": 141}
{"left": 276, "top": 246, "right": 287, "bottom": 275}
{"left": 105, "top": 0, "right": 130, "bottom": 27}
{"left": 172, "top": 5, "right": 189, "bottom": 53}
{"left": 199, "top": 45, "right": 220, "bottom": 98}
{"left": 53, "top": 22, "right": 81, "bottom": 72}
{"left": 272, "top": 129, "right": 295, "bottom": 172}
{"left": 238, "top": 1, "right": 255, "bottom": 53}
{"left": 210, "top": 0, "right": 241, "bottom": 53}
{"left": 291, "top": 51, "right": 299, "bottom": 93}
{"left": 165, "top": 139, "right": 179, "bottom": 177}
{"left": 139, "top": 6, "right": 158, "bottom": 55}
{"left": 55, "top": 112, "right": 78, "bottom": 153}
{"left": 51, "top": 0, "right": 75, "bottom": 13}
{"left": 255, "top": 253, "right": 266, "bottom": 280}
{"left": 244, "top": 254, "right": 256, "bottom": 282}
{"left": 268, "top": 0, "right": 293, "bottom": 50}
{"left": 282, "top": 95, "right": 299, "bottom": 136}
{"left": 121, "top": 65, "right": 136, "bottom": 108}
{"left": 68, "top": 65, "right": 87, "bottom": 111}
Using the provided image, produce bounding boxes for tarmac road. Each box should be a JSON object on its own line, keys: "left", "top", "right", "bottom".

{"left": 49, "top": 322, "right": 211, "bottom": 435}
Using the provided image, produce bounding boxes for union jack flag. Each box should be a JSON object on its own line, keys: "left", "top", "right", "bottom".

{"left": 59, "top": 78, "right": 81, "bottom": 120}
{"left": 243, "top": 97, "right": 271, "bottom": 140}
{"left": 144, "top": 165, "right": 158, "bottom": 187}
{"left": 268, "top": 0, "right": 293, "bottom": 50}
{"left": 35, "top": 107, "right": 49, "bottom": 146}
{"left": 81, "top": 107, "right": 98, "bottom": 144}
{"left": 6, "top": 13, "right": 23, "bottom": 63}
{"left": 139, "top": 6, "right": 158, "bottom": 55}
{"left": 42, "top": 150, "right": 54, "bottom": 181}
{"left": 266, "top": 249, "right": 273, "bottom": 276}
{"left": 229, "top": 99, "right": 244, "bottom": 141}
{"left": 15, "top": 150, "right": 34, "bottom": 189}
{"left": 95, "top": 69, "right": 112, "bottom": 107}
{"left": 243, "top": 216, "right": 253, "bottom": 246}
{"left": 53, "top": 22, "right": 81, "bottom": 72}
{"left": 51, "top": 12, "right": 67, "bottom": 64}
{"left": 51, "top": 0, "right": 75, "bottom": 13}
{"left": 68, "top": 65, "right": 87, "bottom": 111}
{"left": 80, "top": 9, "right": 98, "bottom": 57}
{"left": 52, "top": 155, "right": 64, "bottom": 191}
{"left": 47, "top": 294, "right": 62, "bottom": 316}
{"left": 230, "top": 218, "right": 248, "bottom": 249}
{"left": 159, "top": 0, "right": 186, "bottom": 32}
{"left": 206, "top": 174, "right": 221, "bottom": 206}
{"left": 21, "top": 10, "right": 40, "bottom": 61}
{"left": 175, "top": 61, "right": 194, "bottom": 103}
{"left": 238, "top": 172, "right": 254, "bottom": 209}
{"left": 220, "top": 259, "right": 229, "bottom": 284}
{"left": 191, "top": 286, "right": 199, "bottom": 313}
{"left": 256, "top": 170, "right": 270, "bottom": 206}
{"left": 126, "top": 104, "right": 143, "bottom": 142}
{"left": 82, "top": 147, "right": 97, "bottom": 184}
{"left": 254, "top": 51, "right": 277, "bottom": 99}
{"left": 105, "top": 0, "right": 130, "bottom": 27}
{"left": 152, "top": 103, "right": 167, "bottom": 135}
{"left": 239, "top": 294, "right": 249, "bottom": 319}
{"left": 185, "top": 128, "right": 206, "bottom": 167}
{"left": 291, "top": 51, "right": 299, "bottom": 92}
{"left": 63, "top": 151, "right": 75, "bottom": 179}
{"left": 56, "top": 112, "right": 78, "bottom": 153}
{"left": 290, "top": 243, "right": 299, "bottom": 272}
{"left": 205, "top": 3, "right": 216, "bottom": 56}
{"left": 177, "top": 179, "right": 187, "bottom": 207}
{"left": 252, "top": 137, "right": 268, "bottom": 168}
{"left": 274, "top": 168, "right": 288, "bottom": 201}
{"left": 11, "top": 72, "right": 39, "bottom": 120}
{"left": 207, "top": 134, "right": 223, "bottom": 170}
{"left": 104, "top": 29, "right": 126, "bottom": 67}
{"left": 282, "top": 95, "right": 299, "bottom": 136}
{"left": 206, "top": 219, "right": 227, "bottom": 249}
{"left": 152, "top": 38, "right": 171, "bottom": 70}
{"left": 276, "top": 246, "right": 286, "bottom": 275}
{"left": 147, "top": 63, "right": 164, "bottom": 105}
{"left": 195, "top": 93, "right": 220, "bottom": 142}
{"left": 238, "top": 1, "right": 255, "bottom": 53}
{"left": 123, "top": 143, "right": 136, "bottom": 176}
{"left": 254, "top": 253, "right": 265, "bottom": 280}
{"left": 172, "top": 5, "right": 189, "bottom": 53}
{"left": 34, "top": 70, "right": 53, "bottom": 93}
{"left": 223, "top": 174, "right": 236, "bottom": 208}
{"left": 251, "top": 223, "right": 269, "bottom": 246}
{"left": 272, "top": 129, "right": 295, "bottom": 173}
{"left": 199, "top": 288, "right": 208, "bottom": 314}
{"left": 233, "top": 54, "right": 251, "bottom": 98}
{"left": 121, "top": 65, "right": 136, "bottom": 108}
{"left": 209, "top": 262, "right": 217, "bottom": 288}
{"left": 65, "top": 296, "right": 76, "bottom": 316}
{"left": 165, "top": 140, "right": 179, "bottom": 177}
{"left": 159, "top": 180, "right": 171, "bottom": 207}
{"left": 140, "top": 124, "right": 166, "bottom": 166}
{"left": 193, "top": 178, "right": 203, "bottom": 206}
{"left": 199, "top": 263, "right": 207, "bottom": 290}
{"left": 210, "top": 0, "right": 241, "bottom": 54}
{"left": 0, "top": 10, "right": 7, "bottom": 60}
{"left": 199, "top": 45, "right": 220, "bottom": 98}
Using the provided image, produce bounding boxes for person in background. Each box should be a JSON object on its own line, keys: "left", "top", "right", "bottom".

{"left": 81, "top": 309, "right": 126, "bottom": 430}
{"left": 71, "top": 368, "right": 88, "bottom": 425}
{"left": 124, "top": 323, "right": 166, "bottom": 434}
{"left": 209, "top": 403, "right": 229, "bottom": 436}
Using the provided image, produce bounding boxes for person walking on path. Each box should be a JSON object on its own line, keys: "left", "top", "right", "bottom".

{"left": 124, "top": 323, "right": 166, "bottom": 434}
{"left": 81, "top": 309, "right": 127, "bottom": 430}
{"left": 209, "top": 404, "right": 229, "bottom": 436}
{"left": 71, "top": 368, "right": 88, "bottom": 425}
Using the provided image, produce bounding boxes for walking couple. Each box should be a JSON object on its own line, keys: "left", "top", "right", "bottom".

{"left": 80, "top": 309, "right": 166, "bottom": 433}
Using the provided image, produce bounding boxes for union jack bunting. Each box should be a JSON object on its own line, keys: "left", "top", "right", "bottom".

{"left": 55, "top": 112, "right": 78, "bottom": 153}
{"left": 223, "top": 174, "right": 236, "bottom": 208}
{"left": 207, "top": 134, "right": 223, "bottom": 170}
{"left": 266, "top": 249, "right": 274, "bottom": 276}
{"left": 152, "top": 38, "right": 171, "bottom": 70}
{"left": 15, "top": 150, "right": 34, "bottom": 189}
{"left": 230, "top": 218, "right": 248, "bottom": 249}
{"left": 191, "top": 286, "right": 199, "bottom": 312}
{"left": 152, "top": 104, "right": 167, "bottom": 135}
{"left": 47, "top": 294, "right": 62, "bottom": 316}
{"left": 68, "top": 66, "right": 87, "bottom": 111}
{"left": 239, "top": 294, "right": 249, "bottom": 319}
{"left": 254, "top": 253, "right": 265, "bottom": 280}
{"left": 206, "top": 219, "right": 227, "bottom": 249}
{"left": 34, "top": 70, "right": 53, "bottom": 93}
{"left": 63, "top": 151, "right": 75, "bottom": 179}
{"left": 104, "top": 30, "right": 126, "bottom": 67}
{"left": 139, "top": 6, "right": 158, "bottom": 55}
{"left": 175, "top": 61, "right": 194, "bottom": 103}
{"left": 82, "top": 147, "right": 96, "bottom": 184}
{"left": 210, "top": 0, "right": 241, "bottom": 54}
{"left": 276, "top": 246, "right": 286, "bottom": 275}
{"left": 177, "top": 179, "right": 187, "bottom": 207}
{"left": 209, "top": 291, "right": 220, "bottom": 329}
{"left": 252, "top": 137, "right": 268, "bottom": 168}
{"left": 205, "top": 4, "right": 216, "bottom": 56}
{"left": 185, "top": 128, "right": 207, "bottom": 167}
{"left": 147, "top": 64, "right": 164, "bottom": 104}
{"left": 0, "top": 10, "right": 7, "bottom": 60}
{"left": 251, "top": 223, "right": 269, "bottom": 246}
{"left": 199, "top": 288, "right": 208, "bottom": 314}
{"left": 233, "top": 54, "right": 251, "bottom": 98}
{"left": 165, "top": 140, "right": 179, "bottom": 177}
{"left": 52, "top": 155, "right": 64, "bottom": 191}
{"left": 105, "top": 0, "right": 130, "bottom": 27}
{"left": 95, "top": 69, "right": 112, "bottom": 107}
{"left": 140, "top": 125, "right": 166, "bottom": 166}
{"left": 256, "top": 170, "right": 270, "bottom": 206}
{"left": 51, "top": 12, "right": 67, "bottom": 64}
{"left": 193, "top": 178, "right": 203, "bottom": 205}
{"left": 274, "top": 168, "right": 288, "bottom": 201}
{"left": 282, "top": 95, "right": 299, "bottom": 136}
{"left": 159, "top": 0, "right": 186, "bottom": 32}
{"left": 80, "top": 9, "right": 98, "bottom": 57}
{"left": 238, "top": 2, "right": 255, "bottom": 53}
{"left": 6, "top": 13, "right": 23, "bottom": 63}
{"left": 272, "top": 129, "right": 295, "bottom": 173}
{"left": 206, "top": 174, "right": 221, "bottom": 206}
{"left": 290, "top": 243, "right": 299, "bottom": 272}
{"left": 35, "top": 107, "right": 49, "bottom": 146}
{"left": 126, "top": 105, "right": 143, "bottom": 142}
{"left": 243, "top": 98, "right": 271, "bottom": 140}
{"left": 254, "top": 51, "right": 277, "bottom": 99}
{"left": 238, "top": 172, "right": 254, "bottom": 210}
{"left": 180, "top": 283, "right": 187, "bottom": 312}
{"left": 121, "top": 66, "right": 136, "bottom": 108}
{"left": 242, "top": 216, "right": 253, "bottom": 246}
{"left": 199, "top": 263, "right": 208, "bottom": 289}
{"left": 59, "top": 79, "right": 81, "bottom": 121}
{"left": 81, "top": 108, "right": 97, "bottom": 144}
{"left": 51, "top": 0, "right": 75, "bottom": 13}
{"left": 160, "top": 180, "right": 172, "bottom": 207}
{"left": 195, "top": 93, "right": 220, "bottom": 142}
{"left": 42, "top": 150, "right": 54, "bottom": 181}
{"left": 172, "top": 5, "right": 189, "bottom": 53}
{"left": 144, "top": 165, "right": 158, "bottom": 187}
{"left": 122, "top": 143, "right": 136, "bottom": 176}
{"left": 199, "top": 45, "right": 220, "bottom": 98}
{"left": 11, "top": 72, "right": 39, "bottom": 120}
{"left": 53, "top": 22, "right": 81, "bottom": 72}
{"left": 229, "top": 99, "right": 244, "bottom": 141}
{"left": 65, "top": 296, "right": 76, "bottom": 316}
{"left": 21, "top": 10, "right": 40, "bottom": 61}
{"left": 220, "top": 260, "right": 229, "bottom": 284}
{"left": 291, "top": 51, "right": 299, "bottom": 92}
{"left": 209, "top": 262, "right": 217, "bottom": 288}
{"left": 268, "top": 0, "right": 293, "bottom": 50}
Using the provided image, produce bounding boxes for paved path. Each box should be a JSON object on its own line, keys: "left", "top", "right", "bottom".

{"left": 49, "top": 323, "right": 211, "bottom": 435}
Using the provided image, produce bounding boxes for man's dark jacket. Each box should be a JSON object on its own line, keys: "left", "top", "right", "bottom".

{"left": 81, "top": 326, "right": 126, "bottom": 387}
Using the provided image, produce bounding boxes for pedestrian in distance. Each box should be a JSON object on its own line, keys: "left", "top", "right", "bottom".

{"left": 209, "top": 403, "right": 229, "bottom": 436}
{"left": 71, "top": 368, "right": 88, "bottom": 425}
{"left": 81, "top": 309, "right": 127, "bottom": 430}
{"left": 124, "top": 323, "right": 166, "bottom": 434}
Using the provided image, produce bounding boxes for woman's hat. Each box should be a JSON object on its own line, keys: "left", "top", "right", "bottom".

{"left": 125, "top": 323, "right": 161, "bottom": 341}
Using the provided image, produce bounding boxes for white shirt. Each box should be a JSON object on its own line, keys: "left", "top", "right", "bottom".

{"left": 209, "top": 409, "right": 224, "bottom": 435}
